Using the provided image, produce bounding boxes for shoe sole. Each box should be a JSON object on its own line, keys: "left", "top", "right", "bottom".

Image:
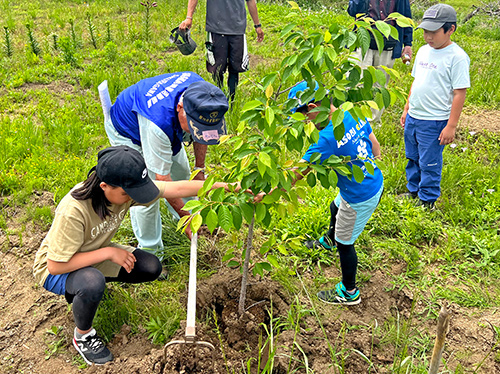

{"left": 318, "top": 297, "right": 361, "bottom": 306}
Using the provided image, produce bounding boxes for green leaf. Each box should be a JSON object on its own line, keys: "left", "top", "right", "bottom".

{"left": 259, "top": 151, "right": 272, "bottom": 168}
{"left": 222, "top": 249, "right": 234, "bottom": 262}
{"left": 352, "top": 164, "right": 365, "bottom": 183}
{"left": 210, "top": 187, "right": 225, "bottom": 202}
{"left": 182, "top": 199, "right": 203, "bottom": 211}
{"left": 265, "top": 106, "right": 275, "bottom": 125}
{"left": 255, "top": 203, "right": 266, "bottom": 222}
{"left": 190, "top": 213, "right": 203, "bottom": 233}
{"left": 374, "top": 20, "right": 391, "bottom": 38}
{"left": 375, "top": 158, "right": 386, "bottom": 171}
{"left": 296, "top": 49, "right": 314, "bottom": 70}
{"left": 267, "top": 255, "right": 279, "bottom": 268}
{"left": 365, "top": 161, "right": 375, "bottom": 175}
{"left": 333, "top": 122, "right": 345, "bottom": 141}
{"left": 206, "top": 209, "right": 218, "bottom": 234}
{"left": 380, "top": 87, "right": 391, "bottom": 108}
{"left": 240, "top": 202, "right": 254, "bottom": 223}
{"left": 280, "top": 23, "right": 297, "bottom": 37}
{"left": 328, "top": 169, "right": 338, "bottom": 187}
{"left": 369, "top": 29, "right": 384, "bottom": 52}
{"left": 357, "top": 27, "right": 370, "bottom": 56}
{"left": 218, "top": 205, "right": 232, "bottom": 232}
{"left": 277, "top": 204, "right": 287, "bottom": 218}
{"left": 228, "top": 260, "right": 240, "bottom": 268}
{"left": 291, "top": 112, "right": 306, "bottom": 121}
{"left": 260, "top": 262, "right": 272, "bottom": 272}
{"left": 313, "top": 45, "right": 324, "bottom": 63}
{"left": 306, "top": 172, "right": 316, "bottom": 187}
{"left": 230, "top": 205, "right": 242, "bottom": 230}
{"left": 242, "top": 100, "right": 264, "bottom": 112}
{"left": 374, "top": 69, "right": 387, "bottom": 86}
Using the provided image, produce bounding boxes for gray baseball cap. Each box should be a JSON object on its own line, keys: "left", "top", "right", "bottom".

{"left": 418, "top": 4, "right": 457, "bottom": 32}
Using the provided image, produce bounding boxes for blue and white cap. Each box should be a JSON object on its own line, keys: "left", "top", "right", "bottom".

{"left": 183, "top": 81, "right": 229, "bottom": 145}
{"left": 288, "top": 81, "right": 320, "bottom": 113}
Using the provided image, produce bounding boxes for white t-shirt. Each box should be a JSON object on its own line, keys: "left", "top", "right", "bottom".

{"left": 409, "top": 43, "right": 470, "bottom": 120}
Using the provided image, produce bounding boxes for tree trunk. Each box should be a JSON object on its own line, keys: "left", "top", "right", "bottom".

{"left": 238, "top": 214, "right": 255, "bottom": 315}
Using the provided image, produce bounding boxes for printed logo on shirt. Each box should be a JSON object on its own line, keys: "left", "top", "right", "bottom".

{"left": 418, "top": 61, "right": 438, "bottom": 70}
{"left": 146, "top": 73, "right": 191, "bottom": 108}
{"left": 90, "top": 209, "right": 127, "bottom": 238}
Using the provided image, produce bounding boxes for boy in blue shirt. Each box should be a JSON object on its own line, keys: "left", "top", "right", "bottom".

{"left": 400, "top": 4, "right": 470, "bottom": 208}
{"left": 289, "top": 82, "right": 384, "bottom": 305}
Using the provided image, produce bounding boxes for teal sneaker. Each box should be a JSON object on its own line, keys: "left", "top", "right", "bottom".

{"left": 317, "top": 282, "right": 361, "bottom": 305}
{"left": 304, "top": 236, "right": 335, "bottom": 250}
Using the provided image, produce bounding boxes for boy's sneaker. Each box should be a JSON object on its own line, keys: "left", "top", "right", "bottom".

{"left": 317, "top": 282, "right": 361, "bottom": 306}
{"left": 73, "top": 328, "right": 113, "bottom": 365}
{"left": 416, "top": 199, "right": 435, "bottom": 210}
{"left": 397, "top": 191, "right": 418, "bottom": 200}
{"left": 304, "top": 235, "right": 335, "bottom": 250}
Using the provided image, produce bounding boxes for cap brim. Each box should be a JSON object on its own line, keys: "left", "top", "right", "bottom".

{"left": 417, "top": 20, "right": 444, "bottom": 31}
{"left": 123, "top": 178, "right": 160, "bottom": 204}
{"left": 186, "top": 114, "right": 227, "bottom": 145}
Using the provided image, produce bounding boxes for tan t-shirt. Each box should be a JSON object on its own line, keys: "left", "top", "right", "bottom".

{"left": 33, "top": 182, "right": 165, "bottom": 286}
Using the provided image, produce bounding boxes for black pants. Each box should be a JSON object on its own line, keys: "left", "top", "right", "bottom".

{"left": 326, "top": 201, "right": 357, "bottom": 290}
{"left": 65, "top": 249, "right": 161, "bottom": 331}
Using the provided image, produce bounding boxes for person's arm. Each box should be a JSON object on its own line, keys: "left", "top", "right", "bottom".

{"left": 246, "top": 0, "right": 264, "bottom": 42}
{"left": 369, "top": 132, "right": 381, "bottom": 159}
{"left": 400, "top": 83, "right": 413, "bottom": 128}
{"left": 47, "top": 247, "right": 136, "bottom": 275}
{"left": 179, "top": 0, "right": 199, "bottom": 30}
{"left": 438, "top": 88, "right": 467, "bottom": 145}
{"left": 156, "top": 180, "right": 241, "bottom": 199}
{"left": 400, "top": 0, "right": 413, "bottom": 61}
{"left": 192, "top": 142, "right": 207, "bottom": 181}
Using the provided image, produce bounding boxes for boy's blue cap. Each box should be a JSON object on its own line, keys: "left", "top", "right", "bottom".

{"left": 288, "top": 81, "right": 319, "bottom": 113}
{"left": 418, "top": 4, "right": 457, "bottom": 32}
{"left": 183, "top": 81, "right": 228, "bottom": 145}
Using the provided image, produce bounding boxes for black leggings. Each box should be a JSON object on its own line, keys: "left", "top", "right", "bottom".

{"left": 326, "top": 201, "right": 358, "bottom": 290}
{"left": 65, "top": 249, "right": 161, "bottom": 331}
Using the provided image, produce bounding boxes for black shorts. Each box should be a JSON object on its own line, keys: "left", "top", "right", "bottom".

{"left": 206, "top": 32, "right": 249, "bottom": 74}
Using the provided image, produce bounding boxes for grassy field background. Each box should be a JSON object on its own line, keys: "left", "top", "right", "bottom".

{"left": 1, "top": 0, "right": 500, "bottom": 372}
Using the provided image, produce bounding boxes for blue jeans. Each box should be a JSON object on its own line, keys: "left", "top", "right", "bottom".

{"left": 404, "top": 115, "right": 447, "bottom": 203}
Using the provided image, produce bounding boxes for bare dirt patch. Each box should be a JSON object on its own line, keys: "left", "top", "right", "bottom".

{"left": 460, "top": 108, "right": 500, "bottom": 133}
{"left": 1, "top": 191, "right": 499, "bottom": 373}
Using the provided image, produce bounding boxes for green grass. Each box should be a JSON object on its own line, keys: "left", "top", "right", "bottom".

{"left": 2, "top": 0, "right": 500, "bottom": 372}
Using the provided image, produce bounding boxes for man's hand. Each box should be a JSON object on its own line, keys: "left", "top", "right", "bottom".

{"left": 400, "top": 109, "right": 408, "bottom": 128}
{"left": 255, "top": 27, "right": 264, "bottom": 42}
{"left": 402, "top": 45, "right": 412, "bottom": 61}
{"left": 109, "top": 248, "right": 136, "bottom": 273}
{"left": 179, "top": 18, "right": 192, "bottom": 31}
{"left": 438, "top": 124, "right": 456, "bottom": 145}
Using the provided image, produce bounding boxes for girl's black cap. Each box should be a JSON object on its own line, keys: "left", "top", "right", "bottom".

{"left": 96, "top": 146, "right": 159, "bottom": 204}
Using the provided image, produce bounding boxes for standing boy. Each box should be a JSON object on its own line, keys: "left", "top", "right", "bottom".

{"left": 400, "top": 4, "right": 470, "bottom": 209}
{"left": 289, "top": 82, "right": 384, "bottom": 305}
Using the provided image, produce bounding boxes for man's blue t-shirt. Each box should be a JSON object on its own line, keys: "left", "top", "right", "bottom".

{"left": 302, "top": 112, "right": 383, "bottom": 204}
{"left": 110, "top": 72, "right": 204, "bottom": 155}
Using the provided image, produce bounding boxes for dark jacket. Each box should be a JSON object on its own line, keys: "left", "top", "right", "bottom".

{"left": 348, "top": 0, "right": 413, "bottom": 59}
